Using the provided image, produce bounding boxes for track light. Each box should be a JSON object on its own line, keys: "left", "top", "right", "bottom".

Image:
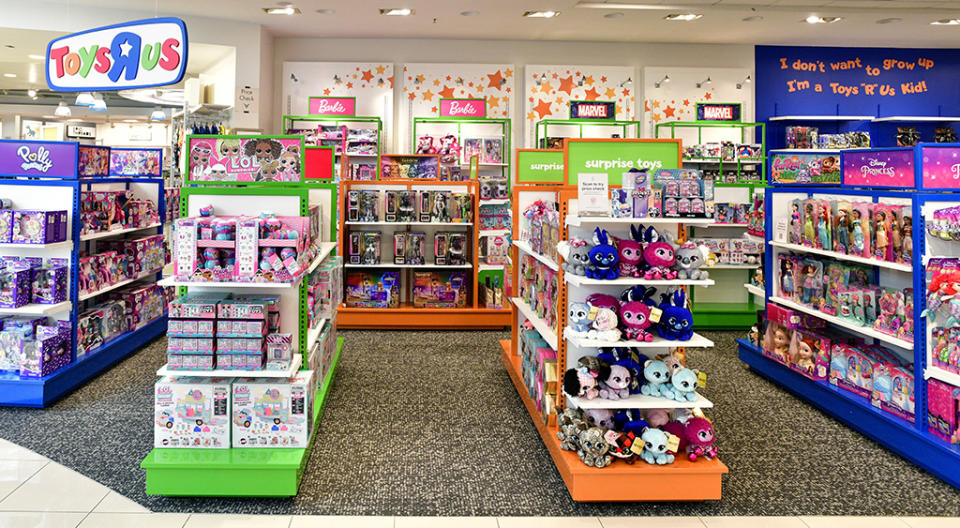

{"left": 736, "top": 75, "right": 752, "bottom": 89}
{"left": 654, "top": 75, "right": 670, "bottom": 88}
{"left": 696, "top": 77, "right": 712, "bottom": 88}
{"left": 54, "top": 101, "right": 71, "bottom": 117}
{"left": 150, "top": 107, "right": 166, "bottom": 121}
{"left": 75, "top": 92, "right": 95, "bottom": 106}
{"left": 27, "top": 89, "right": 37, "bottom": 99}
{"left": 90, "top": 94, "right": 107, "bottom": 112}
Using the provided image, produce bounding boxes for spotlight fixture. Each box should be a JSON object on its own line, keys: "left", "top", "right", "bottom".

{"left": 696, "top": 77, "right": 712, "bottom": 88}
{"left": 263, "top": 6, "right": 301, "bottom": 15}
{"left": 654, "top": 75, "right": 670, "bottom": 88}
{"left": 122, "top": 119, "right": 140, "bottom": 123}
{"left": 742, "top": 15, "right": 763, "bottom": 22}
{"left": 523, "top": 11, "right": 559, "bottom": 18}
{"left": 54, "top": 101, "right": 71, "bottom": 117}
{"left": 664, "top": 13, "right": 701, "bottom": 21}
{"left": 736, "top": 75, "right": 752, "bottom": 89}
{"left": 315, "top": 9, "right": 334, "bottom": 14}
{"left": 290, "top": 73, "right": 299, "bottom": 83}
{"left": 931, "top": 18, "right": 960, "bottom": 25}
{"left": 74, "top": 92, "right": 95, "bottom": 106}
{"left": 460, "top": 10, "right": 478, "bottom": 16}
{"left": 380, "top": 8, "right": 413, "bottom": 16}
{"left": 90, "top": 94, "right": 107, "bottom": 112}
{"left": 876, "top": 18, "right": 901, "bottom": 24}
{"left": 150, "top": 107, "right": 166, "bottom": 121}
{"left": 3, "top": 73, "right": 16, "bottom": 78}
{"left": 27, "top": 89, "right": 37, "bottom": 99}
{"left": 805, "top": 15, "right": 841, "bottom": 24}
{"left": 619, "top": 77, "right": 633, "bottom": 88}
{"left": 535, "top": 73, "right": 547, "bottom": 86}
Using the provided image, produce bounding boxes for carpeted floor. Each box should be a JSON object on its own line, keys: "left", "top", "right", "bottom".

{"left": 1, "top": 329, "right": 959, "bottom": 516}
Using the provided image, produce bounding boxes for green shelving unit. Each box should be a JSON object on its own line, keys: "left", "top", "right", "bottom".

{"left": 535, "top": 119, "right": 639, "bottom": 148}
{"left": 283, "top": 115, "right": 383, "bottom": 180}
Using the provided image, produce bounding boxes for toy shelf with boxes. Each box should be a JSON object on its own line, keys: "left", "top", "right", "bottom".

{"left": 282, "top": 114, "right": 382, "bottom": 181}
{"left": 738, "top": 142, "right": 960, "bottom": 491}
{"left": 535, "top": 119, "right": 639, "bottom": 149}
{"left": 336, "top": 179, "right": 510, "bottom": 329}
{"left": 766, "top": 113, "right": 960, "bottom": 150}
{"left": 0, "top": 140, "right": 168, "bottom": 408}
{"left": 505, "top": 139, "right": 728, "bottom": 502}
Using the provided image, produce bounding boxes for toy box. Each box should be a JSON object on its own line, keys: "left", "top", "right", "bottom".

{"left": 168, "top": 292, "right": 227, "bottom": 319}
{"left": 0, "top": 210, "right": 12, "bottom": 243}
{"left": 17, "top": 325, "right": 70, "bottom": 378}
{"left": 108, "top": 284, "right": 164, "bottom": 331}
{"left": 345, "top": 271, "right": 400, "bottom": 308}
{"left": 154, "top": 376, "right": 233, "bottom": 448}
{"left": 265, "top": 333, "right": 293, "bottom": 370}
{"left": 872, "top": 361, "right": 915, "bottom": 422}
{"left": 231, "top": 371, "right": 314, "bottom": 448}
{"left": 168, "top": 319, "right": 215, "bottom": 338}
{"left": 0, "top": 263, "right": 32, "bottom": 309}
{"left": 31, "top": 260, "right": 68, "bottom": 305}
{"left": 651, "top": 168, "right": 714, "bottom": 219}
{"left": 829, "top": 344, "right": 876, "bottom": 399}
{"left": 10, "top": 210, "right": 65, "bottom": 244}
{"left": 412, "top": 271, "right": 468, "bottom": 308}
{"left": 217, "top": 299, "right": 269, "bottom": 320}
{"left": 788, "top": 328, "right": 831, "bottom": 381}
{"left": 927, "top": 379, "right": 960, "bottom": 443}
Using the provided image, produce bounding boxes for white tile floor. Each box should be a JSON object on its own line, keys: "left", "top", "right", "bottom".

{"left": 0, "top": 438, "right": 957, "bottom": 528}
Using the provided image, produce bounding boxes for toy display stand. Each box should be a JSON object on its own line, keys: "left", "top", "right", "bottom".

{"left": 141, "top": 138, "right": 342, "bottom": 497}
{"left": 0, "top": 140, "right": 166, "bottom": 407}
{"left": 336, "top": 179, "right": 511, "bottom": 329}
{"left": 655, "top": 119, "right": 766, "bottom": 329}
{"left": 739, "top": 143, "right": 960, "bottom": 490}
{"left": 766, "top": 114, "right": 960, "bottom": 149}
{"left": 282, "top": 114, "right": 383, "bottom": 181}
{"left": 535, "top": 119, "right": 638, "bottom": 149}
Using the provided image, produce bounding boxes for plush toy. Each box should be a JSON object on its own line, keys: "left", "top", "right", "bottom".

{"left": 566, "top": 302, "right": 592, "bottom": 333}
{"left": 604, "top": 430, "right": 638, "bottom": 464}
{"left": 620, "top": 285, "right": 659, "bottom": 307}
{"left": 662, "top": 353, "right": 683, "bottom": 374}
{"left": 556, "top": 407, "right": 587, "bottom": 451}
{"left": 415, "top": 135, "right": 437, "bottom": 154}
{"left": 658, "top": 289, "right": 694, "bottom": 341}
{"left": 586, "top": 293, "right": 620, "bottom": 316}
{"left": 638, "top": 225, "right": 678, "bottom": 280}
{"left": 661, "top": 367, "right": 699, "bottom": 402}
{"left": 598, "top": 364, "right": 632, "bottom": 400}
{"left": 674, "top": 242, "right": 709, "bottom": 280}
{"left": 614, "top": 409, "right": 649, "bottom": 436}
{"left": 558, "top": 239, "right": 592, "bottom": 276}
{"left": 577, "top": 427, "right": 613, "bottom": 468}
{"left": 615, "top": 227, "right": 645, "bottom": 278}
{"left": 644, "top": 409, "right": 670, "bottom": 428}
{"left": 586, "top": 307, "right": 621, "bottom": 341}
{"left": 438, "top": 134, "right": 461, "bottom": 164}
{"left": 640, "top": 427, "right": 675, "bottom": 465}
{"left": 597, "top": 347, "right": 646, "bottom": 394}
{"left": 562, "top": 357, "right": 606, "bottom": 400}
{"left": 583, "top": 408, "right": 616, "bottom": 430}
{"left": 586, "top": 228, "right": 619, "bottom": 280}
{"left": 641, "top": 359, "right": 671, "bottom": 396}
{"left": 684, "top": 417, "right": 718, "bottom": 461}
{"left": 619, "top": 300, "right": 657, "bottom": 342}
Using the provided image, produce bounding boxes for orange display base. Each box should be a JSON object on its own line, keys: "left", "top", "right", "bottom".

{"left": 500, "top": 339, "right": 728, "bottom": 502}
{"left": 338, "top": 304, "right": 511, "bottom": 329}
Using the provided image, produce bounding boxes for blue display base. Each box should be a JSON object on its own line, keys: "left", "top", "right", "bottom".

{"left": 0, "top": 316, "right": 167, "bottom": 408}
{"left": 738, "top": 338, "right": 960, "bottom": 490}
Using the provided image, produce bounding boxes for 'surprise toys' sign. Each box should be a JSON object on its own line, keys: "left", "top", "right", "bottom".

{"left": 46, "top": 18, "right": 188, "bottom": 92}
{"left": 570, "top": 101, "right": 615, "bottom": 120}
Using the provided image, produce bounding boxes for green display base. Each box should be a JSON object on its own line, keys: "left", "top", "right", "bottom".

{"left": 692, "top": 302, "right": 759, "bottom": 330}
{"left": 140, "top": 338, "right": 344, "bottom": 497}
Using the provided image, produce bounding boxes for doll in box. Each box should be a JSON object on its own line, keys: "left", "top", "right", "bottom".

{"left": 780, "top": 257, "right": 799, "bottom": 300}
{"left": 800, "top": 259, "right": 823, "bottom": 307}
{"left": 763, "top": 321, "right": 793, "bottom": 364}
{"left": 816, "top": 200, "right": 831, "bottom": 250}
{"left": 832, "top": 201, "right": 852, "bottom": 254}
{"left": 874, "top": 289, "right": 906, "bottom": 338}
{"left": 821, "top": 263, "right": 845, "bottom": 316}
{"left": 889, "top": 206, "right": 904, "bottom": 263}
{"left": 849, "top": 203, "right": 871, "bottom": 258}
{"left": 801, "top": 200, "right": 816, "bottom": 247}
{"left": 873, "top": 205, "right": 892, "bottom": 261}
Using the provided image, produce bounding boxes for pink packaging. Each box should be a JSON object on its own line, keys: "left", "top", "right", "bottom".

{"left": 927, "top": 379, "right": 960, "bottom": 443}
{"left": 788, "top": 328, "right": 831, "bottom": 381}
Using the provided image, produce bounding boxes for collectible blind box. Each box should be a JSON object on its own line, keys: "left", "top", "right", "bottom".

{"left": 154, "top": 376, "right": 233, "bottom": 449}
{"left": 345, "top": 271, "right": 400, "bottom": 308}
{"left": 231, "top": 371, "right": 314, "bottom": 448}
{"left": 651, "top": 169, "right": 714, "bottom": 219}
{"left": 412, "top": 271, "right": 468, "bottom": 308}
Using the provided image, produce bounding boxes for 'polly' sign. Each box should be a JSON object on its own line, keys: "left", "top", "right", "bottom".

{"left": 46, "top": 18, "right": 188, "bottom": 92}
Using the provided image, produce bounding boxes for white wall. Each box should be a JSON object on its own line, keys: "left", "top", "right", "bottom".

{"left": 199, "top": 49, "right": 237, "bottom": 108}
{"left": 95, "top": 123, "right": 169, "bottom": 148}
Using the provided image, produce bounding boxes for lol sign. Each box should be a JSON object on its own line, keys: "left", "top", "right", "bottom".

{"left": 46, "top": 18, "right": 188, "bottom": 91}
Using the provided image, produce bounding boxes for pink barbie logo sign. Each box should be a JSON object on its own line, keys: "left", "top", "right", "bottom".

{"left": 842, "top": 149, "right": 914, "bottom": 188}
{"left": 188, "top": 137, "right": 303, "bottom": 183}
{"left": 440, "top": 99, "right": 486, "bottom": 118}
{"left": 308, "top": 97, "right": 355, "bottom": 117}
{"left": 921, "top": 146, "right": 960, "bottom": 189}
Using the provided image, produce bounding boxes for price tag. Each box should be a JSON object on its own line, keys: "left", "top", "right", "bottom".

{"left": 630, "top": 439, "right": 645, "bottom": 456}
{"left": 697, "top": 371, "right": 708, "bottom": 388}
{"left": 648, "top": 307, "right": 663, "bottom": 324}
{"left": 665, "top": 432, "right": 681, "bottom": 453}
{"left": 587, "top": 305, "right": 599, "bottom": 320}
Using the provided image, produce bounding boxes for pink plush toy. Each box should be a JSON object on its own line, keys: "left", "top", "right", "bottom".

{"left": 684, "top": 417, "right": 718, "bottom": 461}
{"left": 616, "top": 230, "right": 644, "bottom": 278}
{"left": 619, "top": 300, "right": 656, "bottom": 342}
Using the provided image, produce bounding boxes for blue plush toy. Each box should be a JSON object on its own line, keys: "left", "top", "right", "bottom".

{"left": 586, "top": 227, "right": 619, "bottom": 280}
{"left": 641, "top": 359, "right": 671, "bottom": 396}
{"left": 660, "top": 367, "right": 698, "bottom": 402}
{"left": 613, "top": 409, "right": 649, "bottom": 437}
{"left": 658, "top": 289, "right": 694, "bottom": 341}
{"left": 640, "top": 427, "right": 675, "bottom": 465}
{"left": 567, "top": 302, "right": 592, "bottom": 333}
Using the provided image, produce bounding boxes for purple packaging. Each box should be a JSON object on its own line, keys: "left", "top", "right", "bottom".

{"left": 0, "top": 264, "right": 33, "bottom": 308}
{"left": 31, "top": 262, "right": 68, "bottom": 304}
{"left": 11, "top": 211, "right": 63, "bottom": 244}
{"left": 18, "top": 325, "right": 69, "bottom": 378}
{"left": 0, "top": 210, "right": 12, "bottom": 243}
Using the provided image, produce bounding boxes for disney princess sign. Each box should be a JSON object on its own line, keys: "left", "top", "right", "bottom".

{"left": 187, "top": 136, "right": 305, "bottom": 184}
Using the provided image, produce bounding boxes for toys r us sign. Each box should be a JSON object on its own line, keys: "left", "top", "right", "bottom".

{"left": 46, "top": 18, "right": 188, "bottom": 92}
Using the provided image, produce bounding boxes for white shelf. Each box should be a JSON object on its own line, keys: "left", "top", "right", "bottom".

{"left": 511, "top": 297, "right": 558, "bottom": 350}
{"left": 307, "top": 242, "right": 337, "bottom": 274}
{"left": 768, "top": 115, "right": 873, "bottom": 121}
{"left": 567, "top": 332, "right": 714, "bottom": 349}
{"left": 478, "top": 263, "right": 506, "bottom": 272}
{"left": 344, "top": 221, "right": 472, "bottom": 226}
{"left": 769, "top": 296, "right": 913, "bottom": 350}
{"left": 744, "top": 283, "right": 765, "bottom": 299}
{"left": 0, "top": 301, "right": 71, "bottom": 316}
{"left": 873, "top": 116, "right": 960, "bottom": 122}
{"left": 699, "top": 223, "right": 749, "bottom": 228}
{"left": 79, "top": 268, "right": 161, "bottom": 301}
{"left": 744, "top": 233, "right": 765, "bottom": 243}
{"left": 706, "top": 264, "right": 760, "bottom": 270}
{"left": 567, "top": 391, "right": 713, "bottom": 410}
{"left": 513, "top": 240, "right": 559, "bottom": 271}
{"left": 926, "top": 365, "right": 960, "bottom": 387}
{"left": 769, "top": 241, "right": 912, "bottom": 272}
{"left": 477, "top": 162, "right": 508, "bottom": 166}
{"left": 565, "top": 275, "right": 714, "bottom": 287}
{"left": 157, "top": 354, "right": 303, "bottom": 379}
{"left": 158, "top": 277, "right": 295, "bottom": 288}
{"left": 682, "top": 159, "right": 721, "bottom": 163}
{"left": 306, "top": 319, "right": 328, "bottom": 351}
{"left": 768, "top": 148, "right": 868, "bottom": 154}
{"left": 80, "top": 223, "right": 162, "bottom": 241}
{"left": 566, "top": 215, "right": 714, "bottom": 227}
{"left": 344, "top": 263, "right": 472, "bottom": 269}
{"left": 479, "top": 199, "right": 510, "bottom": 206}
{"left": 480, "top": 229, "right": 510, "bottom": 237}
{"left": 0, "top": 240, "right": 72, "bottom": 250}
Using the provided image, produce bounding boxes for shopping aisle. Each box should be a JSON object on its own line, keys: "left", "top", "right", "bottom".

{"left": 0, "top": 331, "right": 959, "bottom": 517}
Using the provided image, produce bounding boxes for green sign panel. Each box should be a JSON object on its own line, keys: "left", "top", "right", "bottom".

{"left": 516, "top": 150, "right": 564, "bottom": 183}
{"left": 565, "top": 139, "right": 681, "bottom": 186}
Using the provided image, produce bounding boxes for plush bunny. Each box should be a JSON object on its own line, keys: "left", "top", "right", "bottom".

{"left": 638, "top": 225, "right": 678, "bottom": 280}
{"left": 615, "top": 226, "right": 645, "bottom": 278}
{"left": 586, "top": 227, "right": 619, "bottom": 280}
{"left": 619, "top": 300, "right": 656, "bottom": 342}
{"left": 658, "top": 289, "right": 694, "bottom": 341}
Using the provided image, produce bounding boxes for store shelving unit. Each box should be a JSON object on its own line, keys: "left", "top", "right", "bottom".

{"left": 535, "top": 119, "right": 638, "bottom": 148}
{"left": 282, "top": 114, "right": 383, "bottom": 180}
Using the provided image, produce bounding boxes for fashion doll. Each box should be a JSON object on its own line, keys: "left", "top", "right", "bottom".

{"left": 780, "top": 260, "right": 796, "bottom": 298}
{"left": 803, "top": 203, "right": 816, "bottom": 247}
{"left": 890, "top": 209, "right": 902, "bottom": 261}
{"left": 874, "top": 210, "right": 890, "bottom": 260}
{"left": 851, "top": 208, "right": 865, "bottom": 255}
{"left": 790, "top": 202, "right": 801, "bottom": 244}
{"left": 801, "top": 264, "right": 820, "bottom": 305}
{"left": 835, "top": 209, "right": 850, "bottom": 254}
{"left": 816, "top": 207, "right": 830, "bottom": 250}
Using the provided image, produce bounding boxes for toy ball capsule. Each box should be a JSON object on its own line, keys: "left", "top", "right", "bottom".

{"left": 279, "top": 248, "right": 297, "bottom": 260}
{"left": 202, "top": 248, "right": 220, "bottom": 269}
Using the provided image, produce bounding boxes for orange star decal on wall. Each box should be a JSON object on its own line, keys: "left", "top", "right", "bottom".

{"left": 584, "top": 75, "right": 595, "bottom": 85}
{"left": 683, "top": 99, "right": 690, "bottom": 106}
{"left": 415, "top": 75, "right": 425, "bottom": 84}
{"left": 558, "top": 76, "right": 575, "bottom": 95}
{"left": 540, "top": 81, "right": 553, "bottom": 93}
{"left": 704, "top": 92, "right": 712, "bottom": 100}
{"left": 388, "top": 77, "right": 394, "bottom": 88}
{"left": 532, "top": 99, "right": 553, "bottom": 119}
{"left": 552, "top": 73, "right": 558, "bottom": 79}
{"left": 526, "top": 111, "right": 536, "bottom": 121}
{"left": 361, "top": 70, "right": 374, "bottom": 83}
{"left": 488, "top": 96, "right": 500, "bottom": 108}
{"left": 376, "top": 65, "right": 386, "bottom": 74}
{"left": 433, "top": 79, "right": 440, "bottom": 86}
{"left": 605, "top": 88, "right": 617, "bottom": 99}
{"left": 408, "top": 92, "right": 416, "bottom": 100}
{"left": 487, "top": 70, "right": 504, "bottom": 89}
{"left": 505, "top": 69, "right": 513, "bottom": 77}
{"left": 422, "top": 89, "right": 435, "bottom": 101}
{"left": 583, "top": 87, "right": 601, "bottom": 101}
{"left": 664, "top": 106, "right": 676, "bottom": 118}
{"left": 623, "top": 88, "right": 631, "bottom": 97}
{"left": 653, "top": 114, "right": 662, "bottom": 123}
{"left": 346, "top": 82, "right": 353, "bottom": 89}
{"left": 601, "top": 76, "right": 607, "bottom": 83}
{"left": 431, "top": 106, "right": 437, "bottom": 113}
{"left": 645, "top": 100, "right": 650, "bottom": 112}
{"left": 653, "top": 101, "right": 660, "bottom": 108}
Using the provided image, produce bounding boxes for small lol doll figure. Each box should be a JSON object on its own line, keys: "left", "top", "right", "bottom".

{"left": 874, "top": 210, "right": 889, "bottom": 260}
{"left": 851, "top": 208, "right": 865, "bottom": 255}
{"left": 243, "top": 138, "right": 283, "bottom": 164}
{"left": 803, "top": 203, "right": 816, "bottom": 247}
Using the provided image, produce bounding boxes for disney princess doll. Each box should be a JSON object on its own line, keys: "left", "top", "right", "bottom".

{"left": 850, "top": 206, "right": 866, "bottom": 256}
{"left": 773, "top": 327, "right": 791, "bottom": 363}
{"left": 794, "top": 337, "right": 817, "bottom": 374}
{"left": 816, "top": 203, "right": 831, "bottom": 250}
{"left": 833, "top": 202, "right": 851, "bottom": 254}
{"left": 890, "top": 207, "right": 903, "bottom": 262}
{"left": 874, "top": 209, "right": 890, "bottom": 261}
{"left": 902, "top": 219, "right": 913, "bottom": 263}
{"left": 789, "top": 201, "right": 802, "bottom": 244}
{"left": 802, "top": 202, "right": 816, "bottom": 247}
{"left": 779, "top": 257, "right": 796, "bottom": 299}
{"left": 801, "top": 261, "right": 823, "bottom": 306}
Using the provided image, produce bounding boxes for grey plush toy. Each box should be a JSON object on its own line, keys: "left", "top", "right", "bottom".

{"left": 674, "top": 242, "right": 710, "bottom": 280}
{"left": 556, "top": 407, "right": 587, "bottom": 451}
{"left": 577, "top": 427, "right": 613, "bottom": 468}
{"left": 558, "top": 238, "right": 593, "bottom": 276}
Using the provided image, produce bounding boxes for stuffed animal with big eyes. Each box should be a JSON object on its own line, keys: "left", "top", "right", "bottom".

{"left": 674, "top": 242, "right": 709, "bottom": 280}
{"left": 598, "top": 364, "right": 632, "bottom": 400}
{"left": 558, "top": 239, "right": 593, "bottom": 276}
{"left": 640, "top": 427, "right": 675, "bottom": 465}
{"left": 598, "top": 347, "right": 646, "bottom": 394}
{"left": 556, "top": 407, "right": 587, "bottom": 451}
{"left": 619, "top": 300, "right": 656, "bottom": 342}
{"left": 577, "top": 427, "right": 613, "bottom": 468}
{"left": 583, "top": 408, "right": 616, "bottom": 430}
{"left": 658, "top": 289, "right": 694, "bottom": 341}
{"left": 641, "top": 359, "right": 671, "bottom": 396}
{"left": 562, "top": 356, "right": 607, "bottom": 400}
{"left": 586, "top": 228, "right": 619, "bottom": 280}
{"left": 415, "top": 135, "right": 436, "bottom": 154}
{"left": 586, "top": 293, "right": 620, "bottom": 317}
{"left": 660, "top": 367, "right": 699, "bottom": 402}
{"left": 604, "top": 430, "right": 638, "bottom": 464}
{"left": 615, "top": 226, "right": 646, "bottom": 278}
{"left": 638, "top": 225, "right": 678, "bottom": 280}
{"left": 586, "top": 307, "right": 621, "bottom": 342}
{"left": 683, "top": 417, "right": 718, "bottom": 461}
{"left": 566, "top": 302, "right": 592, "bottom": 334}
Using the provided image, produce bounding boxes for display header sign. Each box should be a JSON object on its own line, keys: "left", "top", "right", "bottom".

{"left": 46, "top": 18, "right": 188, "bottom": 92}
{"left": 0, "top": 140, "right": 78, "bottom": 179}
{"left": 842, "top": 148, "right": 915, "bottom": 188}
{"left": 919, "top": 145, "right": 960, "bottom": 190}
{"left": 565, "top": 139, "right": 681, "bottom": 186}
{"left": 109, "top": 148, "right": 163, "bottom": 177}
{"left": 696, "top": 103, "right": 741, "bottom": 122}
{"left": 308, "top": 96, "right": 356, "bottom": 117}
{"left": 516, "top": 149, "right": 564, "bottom": 184}
{"left": 439, "top": 98, "right": 486, "bottom": 118}
{"left": 570, "top": 100, "right": 615, "bottom": 120}
{"left": 770, "top": 151, "right": 841, "bottom": 185}
{"left": 187, "top": 135, "right": 305, "bottom": 184}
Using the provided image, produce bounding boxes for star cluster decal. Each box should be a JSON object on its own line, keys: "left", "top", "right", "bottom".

{"left": 646, "top": 89, "right": 716, "bottom": 124}
{"left": 402, "top": 65, "right": 513, "bottom": 118}
{"left": 524, "top": 67, "right": 635, "bottom": 122}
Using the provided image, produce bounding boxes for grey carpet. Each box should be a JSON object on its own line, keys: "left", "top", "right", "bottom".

{"left": 1, "top": 329, "right": 959, "bottom": 516}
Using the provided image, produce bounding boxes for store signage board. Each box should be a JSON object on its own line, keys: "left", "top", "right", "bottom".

{"left": 109, "top": 148, "right": 163, "bottom": 177}
{"left": 842, "top": 148, "right": 915, "bottom": 188}
{"left": 696, "top": 103, "right": 741, "bottom": 122}
{"left": 578, "top": 173, "right": 609, "bottom": 216}
{"left": 186, "top": 135, "right": 305, "bottom": 184}
{"left": 770, "top": 151, "right": 842, "bottom": 185}
{"left": 570, "top": 101, "right": 615, "bottom": 120}
{"left": 304, "top": 146, "right": 335, "bottom": 180}
{"left": 46, "top": 18, "right": 188, "bottom": 92}
{"left": 516, "top": 149, "right": 564, "bottom": 183}
{"left": 0, "top": 140, "right": 78, "bottom": 179}
{"left": 564, "top": 139, "right": 681, "bottom": 186}
{"left": 920, "top": 145, "right": 960, "bottom": 190}
{"left": 439, "top": 98, "right": 486, "bottom": 118}
{"left": 308, "top": 96, "right": 356, "bottom": 117}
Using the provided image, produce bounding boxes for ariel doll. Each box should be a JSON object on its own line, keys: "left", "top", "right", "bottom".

{"left": 816, "top": 208, "right": 830, "bottom": 250}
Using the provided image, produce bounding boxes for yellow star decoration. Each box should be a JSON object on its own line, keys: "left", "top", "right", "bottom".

{"left": 422, "top": 89, "right": 435, "bottom": 101}
{"left": 585, "top": 75, "right": 594, "bottom": 85}
{"left": 416, "top": 74, "right": 425, "bottom": 84}
{"left": 505, "top": 69, "right": 513, "bottom": 78}
{"left": 488, "top": 96, "right": 500, "bottom": 108}
{"left": 605, "top": 88, "right": 617, "bottom": 99}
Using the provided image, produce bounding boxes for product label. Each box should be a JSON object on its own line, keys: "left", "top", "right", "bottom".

{"left": 0, "top": 140, "right": 77, "bottom": 178}
{"left": 308, "top": 97, "right": 356, "bottom": 117}
{"left": 842, "top": 149, "right": 914, "bottom": 187}
{"left": 439, "top": 98, "right": 486, "bottom": 118}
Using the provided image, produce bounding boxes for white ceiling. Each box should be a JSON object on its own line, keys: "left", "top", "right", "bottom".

{"left": 24, "top": 0, "right": 960, "bottom": 47}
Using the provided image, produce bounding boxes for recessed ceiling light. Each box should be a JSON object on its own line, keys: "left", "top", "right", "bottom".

{"left": 315, "top": 9, "right": 334, "bottom": 14}
{"left": 380, "top": 8, "right": 413, "bottom": 16}
{"left": 123, "top": 119, "right": 140, "bottom": 123}
{"left": 931, "top": 18, "right": 960, "bottom": 25}
{"left": 664, "top": 13, "right": 701, "bottom": 21}
{"left": 523, "top": 11, "right": 560, "bottom": 18}
{"left": 460, "top": 10, "right": 478, "bottom": 16}
{"left": 262, "top": 6, "right": 301, "bottom": 15}
{"left": 3, "top": 73, "right": 16, "bottom": 78}
{"left": 66, "top": 118, "right": 82, "bottom": 122}
{"left": 742, "top": 15, "right": 763, "bottom": 22}
{"left": 805, "top": 15, "right": 841, "bottom": 24}
{"left": 604, "top": 12, "right": 624, "bottom": 19}
{"left": 27, "top": 89, "right": 37, "bottom": 99}
{"left": 876, "top": 17, "right": 901, "bottom": 24}
{"left": 28, "top": 54, "right": 44, "bottom": 60}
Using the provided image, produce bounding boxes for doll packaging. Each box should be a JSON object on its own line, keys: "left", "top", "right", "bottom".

{"left": 788, "top": 328, "right": 832, "bottom": 381}
{"left": 154, "top": 376, "right": 233, "bottom": 448}
{"left": 231, "top": 371, "right": 315, "bottom": 448}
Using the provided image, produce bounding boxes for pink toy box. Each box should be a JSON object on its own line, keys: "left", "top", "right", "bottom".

{"left": 927, "top": 379, "right": 960, "bottom": 444}
{"left": 788, "top": 328, "right": 832, "bottom": 381}
{"left": 231, "top": 371, "right": 315, "bottom": 448}
{"left": 871, "top": 360, "right": 915, "bottom": 422}
{"left": 154, "top": 376, "right": 233, "bottom": 448}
